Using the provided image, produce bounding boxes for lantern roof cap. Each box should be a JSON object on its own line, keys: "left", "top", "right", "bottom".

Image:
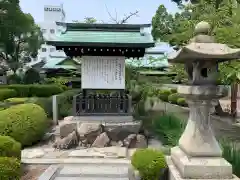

{"left": 168, "top": 21, "right": 240, "bottom": 63}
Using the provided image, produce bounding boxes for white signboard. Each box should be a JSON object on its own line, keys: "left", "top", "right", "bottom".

{"left": 81, "top": 56, "right": 125, "bottom": 89}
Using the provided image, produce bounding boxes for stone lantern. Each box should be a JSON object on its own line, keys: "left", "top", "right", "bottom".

{"left": 167, "top": 21, "right": 240, "bottom": 180}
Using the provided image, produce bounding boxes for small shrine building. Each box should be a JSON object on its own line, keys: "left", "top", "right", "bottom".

{"left": 46, "top": 22, "right": 155, "bottom": 118}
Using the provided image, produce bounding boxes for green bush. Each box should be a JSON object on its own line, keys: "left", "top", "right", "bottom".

{"left": 0, "top": 136, "right": 21, "bottom": 159}
{"left": 221, "top": 140, "right": 240, "bottom": 177}
{"left": 131, "top": 148, "right": 167, "bottom": 180}
{"left": 35, "top": 97, "right": 52, "bottom": 118}
{"left": 0, "top": 103, "right": 48, "bottom": 147}
{"left": 170, "top": 88, "right": 177, "bottom": 93}
{"left": 4, "top": 97, "right": 33, "bottom": 105}
{"left": 168, "top": 93, "right": 180, "bottom": 104}
{"left": 29, "top": 84, "right": 64, "bottom": 97}
{"left": 0, "top": 84, "right": 64, "bottom": 97}
{"left": 0, "top": 157, "right": 21, "bottom": 180}
{"left": 152, "top": 114, "right": 186, "bottom": 146}
{"left": 158, "top": 89, "right": 172, "bottom": 102}
{"left": 177, "top": 98, "right": 188, "bottom": 107}
{"left": 0, "top": 89, "right": 17, "bottom": 101}
{"left": 57, "top": 89, "right": 80, "bottom": 118}
{"left": 23, "top": 68, "right": 41, "bottom": 84}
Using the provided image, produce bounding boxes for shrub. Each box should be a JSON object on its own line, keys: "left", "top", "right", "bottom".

{"left": 7, "top": 74, "right": 22, "bottom": 84}
{"left": 158, "top": 89, "right": 171, "bottom": 102}
{"left": 152, "top": 114, "right": 186, "bottom": 146}
{"left": 23, "top": 68, "right": 41, "bottom": 84}
{"left": 35, "top": 97, "right": 53, "bottom": 118}
{"left": 57, "top": 89, "right": 80, "bottom": 118}
{"left": 170, "top": 88, "right": 177, "bottom": 93}
{"left": 0, "top": 89, "right": 17, "bottom": 101}
{"left": 0, "top": 157, "right": 21, "bottom": 180}
{"left": 29, "top": 84, "right": 64, "bottom": 97}
{"left": 177, "top": 98, "right": 188, "bottom": 107}
{"left": 4, "top": 97, "right": 33, "bottom": 105}
{"left": 131, "top": 148, "right": 167, "bottom": 180}
{"left": 0, "top": 136, "right": 21, "bottom": 159}
{"left": 0, "top": 84, "right": 64, "bottom": 97}
{"left": 168, "top": 93, "right": 180, "bottom": 104}
{"left": 221, "top": 140, "right": 240, "bottom": 177}
{"left": 0, "top": 103, "right": 48, "bottom": 147}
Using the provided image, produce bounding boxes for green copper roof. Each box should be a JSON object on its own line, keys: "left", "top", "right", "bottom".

{"left": 42, "top": 56, "right": 77, "bottom": 70}
{"left": 47, "top": 23, "right": 154, "bottom": 48}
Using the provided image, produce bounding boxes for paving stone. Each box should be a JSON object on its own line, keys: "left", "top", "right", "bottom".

{"left": 59, "top": 164, "right": 128, "bottom": 176}
{"left": 68, "top": 149, "right": 105, "bottom": 158}
{"left": 93, "top": 147, "right": 127, "bottom": 158}
{"left": 21, "top": 149, "right": 45, "bottom": 158}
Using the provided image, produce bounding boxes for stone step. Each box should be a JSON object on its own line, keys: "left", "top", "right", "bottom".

{"left": 58, "top": 164, "right": 128, "bottom": 178}
{"left": 55, "top": 177, "right": 128, "bottom": 180}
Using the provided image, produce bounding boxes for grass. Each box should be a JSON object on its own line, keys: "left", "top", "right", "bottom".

{"left": 151, "top": 113, "right": 240, "bottom": 177}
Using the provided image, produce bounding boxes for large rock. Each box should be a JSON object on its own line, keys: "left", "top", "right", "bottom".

{"left": 53, "top": 131, "right": 78, "bottom": 149}
{"left": 135, "top": 134, "right": 147, "bottom": 148}
{"left": 77, "top": 123, "right": 103, "bottom": 145}
{"left": 92, "top": 132, "right": 110, "bottom": 148}
{"left": 59, "top": 120, "right": 77, "bottom": 138}
{"left": 104, "top": 122, "right": 141, "bottom": 141}
{"left": 123, "top": 134, "right": 137, "bottom": 148}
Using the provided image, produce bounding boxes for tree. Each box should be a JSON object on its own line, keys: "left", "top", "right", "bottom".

{"left": 73, "top": 17, "right": 97, "bottom": 24}
{"left": 0, "top": 0, "right": 43, "bottom": 73}
{"left": 152, "top": 0, "right": 240, "bottom": 116}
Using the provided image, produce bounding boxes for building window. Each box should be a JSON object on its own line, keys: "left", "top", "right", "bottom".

{"left": 50, "top": 29, "right": 55, "bottom": 34}
{"left": 42, "top": 48, "right": 47, "bottom": 52}
{"left": 42, "top": 29, "right": 46, "bottom": 33}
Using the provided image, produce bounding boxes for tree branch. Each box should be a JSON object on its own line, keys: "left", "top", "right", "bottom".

{"left": 105, "top": 4, "right": 139, "bottom": 24}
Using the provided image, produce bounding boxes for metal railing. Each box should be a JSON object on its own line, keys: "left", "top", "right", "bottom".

{"left": 73, "top": 93, "right": 132, "bottom": 116}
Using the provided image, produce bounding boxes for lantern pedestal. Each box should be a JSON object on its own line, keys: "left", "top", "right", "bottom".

{"left": 167, "top": 85, "right": 239, "bottom": 180}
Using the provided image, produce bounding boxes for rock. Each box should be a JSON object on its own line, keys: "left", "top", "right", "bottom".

{"left": 110, "top": 141, "right": 118, "bottom": 146}
{"left": 21, "top": 149, "right": 45, "bottom": 159}
{"left": 135, "top": 134, "right": 147, "bottom": 148}
{"left": 92, "top": 132, "right": 110, "bottom": 148}
{"left": 123, "top": 134, "right": 137, "bottom": 148}
{"left": 104, "top": 122, "right": 141, "bottom": 141}
{"left": 77, "top": 123, "right": 103, "bottom": 145}
{"left": 64, "top": 116, "right": 74, "bottom": 121}
{"left": 59, "top": 120, "right": 77, "bottom": 138}
{"left": 53, "top": 131, "right": 78, "bottom": 149}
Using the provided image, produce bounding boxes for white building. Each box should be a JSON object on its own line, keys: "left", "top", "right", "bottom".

{"left": 26, "top": 4, "right": 67, "bottom": 68}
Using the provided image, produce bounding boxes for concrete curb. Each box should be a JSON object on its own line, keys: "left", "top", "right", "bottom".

{"left": 128, "top": 165, "right": 141, "bottom": 180}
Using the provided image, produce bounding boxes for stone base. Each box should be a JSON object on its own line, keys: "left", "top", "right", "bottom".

{"left": 170, "top": 146, "right": 233, "bottom": 179}
{"left": 167, "top": 156, "right": 239, "bottom": 180}
{"left": 73, "top": 115, "right": 133, "bottom": 123}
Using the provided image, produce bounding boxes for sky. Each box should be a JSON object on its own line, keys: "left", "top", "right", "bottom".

{"left": 19, "top": 0, "right": 178, "bottom": 53}
{"left": 19, "top": 0, "right": 179, "bottom": 24}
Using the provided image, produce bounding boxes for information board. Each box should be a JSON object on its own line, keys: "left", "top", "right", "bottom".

{"left": 81, "top": 56, "right": 125, "bottom": 89}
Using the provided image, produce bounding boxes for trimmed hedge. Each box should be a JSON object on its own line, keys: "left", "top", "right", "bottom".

{"left": 0, "top": 136, "right": 21, "bottom": 159}
{"left": 131, "top": 148, "right": 167, "bottom": 180}
{"left": 0, "top": 157, "right": 21, "bottom": 180}
{"left": 158, "top": 89, "right": 171, "bottom": 102}
{"left": 168, "top": 93, "right": 180, "bottom": 104}
{"left": 4, "top": 97, "right": 33, "bottom": 105}
{"left": 0, "top": 89, "right": 17, "bottom": 101}
{"left": 0, "top": 103, "right": 48, "bottom": 147}
{"left": 177, "top": 97, "right": 188, "bottom": 107}
{"left": 0, "top": 84, "right": 64, "bottom": 97}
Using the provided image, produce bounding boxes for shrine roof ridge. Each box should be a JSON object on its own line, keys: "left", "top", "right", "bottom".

{"left": 56, "top": 22, "right": 151, "bottom": 31}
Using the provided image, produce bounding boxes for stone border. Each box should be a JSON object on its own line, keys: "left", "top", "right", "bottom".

{"left": 38, "top": 165, "right": 59, "bottom": 180}
{"left": 128, "top": 165, "right": 141, "bottom": 180}
{"left": 22, "top": 158, "right": 130, "bottom": 165}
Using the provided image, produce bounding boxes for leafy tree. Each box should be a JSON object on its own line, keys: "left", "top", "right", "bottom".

{"left": 152, "top": 0, "right": 240, "bottom": 116}
{"left": 0, "top": 0, "right": 43, "bottom": 73}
